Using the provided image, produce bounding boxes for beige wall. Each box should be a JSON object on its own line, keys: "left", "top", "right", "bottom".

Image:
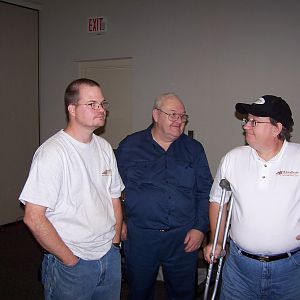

{"left": 23, "top": 0, "right": 300, "bottom": 174}
{"left": 0, "top": 1, "right": 39, "bottom": 224}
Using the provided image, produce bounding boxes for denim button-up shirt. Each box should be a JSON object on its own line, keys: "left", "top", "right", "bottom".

{"left": 116, "top": 125, "right": 212, "bottom": 233}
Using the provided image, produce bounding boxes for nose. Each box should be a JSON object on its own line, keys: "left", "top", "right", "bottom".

{"left": 243, "top": 121, "right": 252, "bottom": 129}
{"left": 174, "top": 117, "right": 185, "bottom": 124}
{"left": 243, "top": 124, "right": 252, "bottom": 132}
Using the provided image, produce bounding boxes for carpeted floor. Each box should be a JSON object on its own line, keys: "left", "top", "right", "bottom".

{"left": 0, "top": 221, "right": 43, "bottom": 299}
{"left": 0, "top": 221, "right": 213, "bottom": 300}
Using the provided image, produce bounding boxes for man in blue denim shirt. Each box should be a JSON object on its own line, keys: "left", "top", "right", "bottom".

{"left": 116, "top": 92, "right": 212, "bottom": 300}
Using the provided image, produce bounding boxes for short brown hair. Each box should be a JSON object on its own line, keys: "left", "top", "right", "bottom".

{"left": 64, "top": 78, "right": 100, "bottom": 121}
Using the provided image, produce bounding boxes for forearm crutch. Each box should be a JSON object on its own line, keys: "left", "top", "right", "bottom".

{"left": 204, "top": 179, "right": 232, "bottom": 300}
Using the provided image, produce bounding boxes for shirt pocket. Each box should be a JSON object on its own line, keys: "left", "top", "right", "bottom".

{"left": 126, "top": 161, "right": 153, "bottom": 184}
{"left": 172, "top": 160, "right": 195, "bottom": 188}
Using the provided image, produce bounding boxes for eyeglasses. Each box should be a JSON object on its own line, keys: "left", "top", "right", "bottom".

{"left": 242, "top": 118, "right": 271, "bottom": 127}
{"left": 156, "top": 108, "right": 189, "bottom": 122}
{"left": 76, "top": 100, "right": 109, "bottom": 110}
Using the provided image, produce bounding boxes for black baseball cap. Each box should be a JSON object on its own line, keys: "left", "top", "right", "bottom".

{"left": 235, "top": 95, "right": 294, "bottom": 129}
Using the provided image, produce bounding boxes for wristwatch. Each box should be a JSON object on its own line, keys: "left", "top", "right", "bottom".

{"left": 113, "top": 242, "right": 121, "bottom": 249}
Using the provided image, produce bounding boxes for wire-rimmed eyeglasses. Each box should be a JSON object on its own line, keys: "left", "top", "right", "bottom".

{"left": 242, "top": 118, "right": 271, "bottom": 127}
{"left": 76, "top": 100, "right": 109, "bottom": 110}
{"left": 156, "top": 108, "right": 189, "bottom": 123}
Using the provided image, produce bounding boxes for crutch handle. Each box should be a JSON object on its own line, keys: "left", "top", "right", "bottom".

{"left": 219, "top": 178, "right": 231, "bottom": 191}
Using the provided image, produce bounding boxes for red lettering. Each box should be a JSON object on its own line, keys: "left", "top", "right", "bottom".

{"left": 92, "top": 18, "right": 97, "bottom": 31}
{"left": 99, "top": 17, "right": 104, "bottom": 31}
{"left": 88, "top": 19, "right": 93, "bottom": 31}
{"left": 88, "top": 17, "right": 106, "bottom": 33}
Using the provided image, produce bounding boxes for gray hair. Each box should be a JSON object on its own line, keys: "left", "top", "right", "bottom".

{"left": 153, "top": 92, "right": 183, "bottom": 109}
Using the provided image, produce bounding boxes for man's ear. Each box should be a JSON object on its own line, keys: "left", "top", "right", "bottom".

{"left": 152, "top": 108, "right": 158, "bottom": 123}
{"left": 274, "top": 122, "right": 283, "bottom": 137}
{"left": 68, "top": 104, "right": 76, "bottom": 117}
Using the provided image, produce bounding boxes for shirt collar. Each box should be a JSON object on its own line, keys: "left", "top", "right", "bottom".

{"left": 252, "top": 140, "right": 288, "bottom": 163}
{"left": 146, "top": 124, "right": 185, "bottom": 145}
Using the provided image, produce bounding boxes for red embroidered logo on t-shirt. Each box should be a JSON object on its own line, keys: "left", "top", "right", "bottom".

{"left": 102, "top": 169, "right": 112, "bottom": 176}
{"left": 276, "top": 170, "right": 299, "bottom": 176}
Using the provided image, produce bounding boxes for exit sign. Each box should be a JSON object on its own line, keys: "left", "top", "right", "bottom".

{"left": 88, "top": 16, "right": 108, "bottom": 34}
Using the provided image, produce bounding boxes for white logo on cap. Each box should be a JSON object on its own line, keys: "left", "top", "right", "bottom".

{"left": 253, "top": 97, "right": 265, "bottom": 105}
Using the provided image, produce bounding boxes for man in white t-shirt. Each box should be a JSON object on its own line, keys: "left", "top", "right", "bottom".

{"left": 204, "top": 95, "right": 300, "bottom": 299}
{"left": 19, "top": 78, "right": 124, "bottom": 300}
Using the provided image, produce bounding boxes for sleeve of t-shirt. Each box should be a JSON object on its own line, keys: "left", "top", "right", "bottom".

{"left": 209, "top": 154, "right": 231, "bottom": 204}
{"left": 108, "top": 144, "right": 125, "bottom": 199}
{"left": 19, "top": 143, "right": 63, "bottom": 210}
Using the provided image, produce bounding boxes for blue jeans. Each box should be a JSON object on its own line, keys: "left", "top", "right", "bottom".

{"left": 220, "top": 240, "right": 300, "bottom": 300}
{"left": 42, "top": 245, "right": 121, "bottom": 300}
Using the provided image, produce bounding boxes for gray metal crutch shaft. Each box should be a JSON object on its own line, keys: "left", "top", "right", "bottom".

{"left": 203, "top": 179, "right": 231, "bottom": 300}
{"left": 211, "top": 194, "right": 234, "bottom": 300}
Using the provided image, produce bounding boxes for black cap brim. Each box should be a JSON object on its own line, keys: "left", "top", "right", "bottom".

{"left": 235, "top": 103, "right": 271, "bottom": 117}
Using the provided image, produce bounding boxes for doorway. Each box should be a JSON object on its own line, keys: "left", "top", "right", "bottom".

{"left": 78, "top": 58, "right": 133, "bottom": 149}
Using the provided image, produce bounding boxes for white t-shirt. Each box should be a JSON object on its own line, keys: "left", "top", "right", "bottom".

{"left": 210, "top": 140, "right": 300, "bottom": 254}
{"left": 19, "top": 130, "right": 124, "bottom": 260}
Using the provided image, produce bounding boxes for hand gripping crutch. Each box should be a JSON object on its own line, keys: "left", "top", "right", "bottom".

{"left": 203, "top": 179, "right": 232, "bottom": 300}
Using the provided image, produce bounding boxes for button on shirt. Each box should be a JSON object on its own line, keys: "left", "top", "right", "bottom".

{"left": 116, "top": 125, "right": 212, "bottom": 232}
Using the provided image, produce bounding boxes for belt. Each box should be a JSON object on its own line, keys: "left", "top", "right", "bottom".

{"left": 241, "top": 248, "right": 300, "bottom": 262}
